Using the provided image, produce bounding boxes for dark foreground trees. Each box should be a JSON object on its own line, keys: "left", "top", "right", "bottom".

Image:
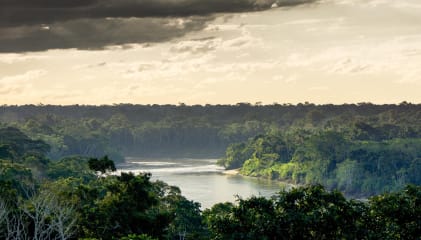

{"left": 0, "top": 172, "right": 207, "bottom": 240}
{"left": 204, "top": 184, "right": 421, "bottom": 240}
{"left": 88, "top": 155, "right": 116, "bottom": 175}
{"left": 0, "top": 166, "right": 420, "bottom": 239}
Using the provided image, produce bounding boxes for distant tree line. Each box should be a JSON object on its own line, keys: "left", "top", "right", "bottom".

{"left": 0, "top": 103, "right": 419, "bottom": 161}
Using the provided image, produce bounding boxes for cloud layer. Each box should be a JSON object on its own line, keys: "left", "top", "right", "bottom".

{"left": 1, "top": 0, "right": 317, "bottom": 26}
{"left": 0, "top": 0, "right": 317, "bottom": 52}
{"left": 1, "top": 0, "right": 420, "bottom": 105}
{"left": 0, "top": 17, "right": 212, "bottom": 52}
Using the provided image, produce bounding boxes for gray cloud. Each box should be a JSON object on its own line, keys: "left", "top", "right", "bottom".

{"left": 0, "top": 17, "right": 211, "bottom": 52}
{"left": 0, "top": 0, "right": 317, "bottom": 52}
{"left": 1, "top": 0, "right": 318, "bottom": 27}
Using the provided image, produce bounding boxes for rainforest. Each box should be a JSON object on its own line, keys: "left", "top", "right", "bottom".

{"left": 0, "top": 104, "right": 420, "bottom": 239}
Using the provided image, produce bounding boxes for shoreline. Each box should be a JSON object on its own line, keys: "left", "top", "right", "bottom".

{"left": 222, "top": 168, "right": 241, "bottom": 175}
{"left": 222, "top": 168, "right": 299, "bottom": 189}
{"left": 228, "top": 170, "right": 370, "bottom": 200}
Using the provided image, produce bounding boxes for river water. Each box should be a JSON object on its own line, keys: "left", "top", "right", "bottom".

{"left": 117, "top": 158, "right": 290, "bottom": 209}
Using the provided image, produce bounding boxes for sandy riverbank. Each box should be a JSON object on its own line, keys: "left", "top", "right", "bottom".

{"left": 222, "top": 168, "right": 240, "bottom": 175}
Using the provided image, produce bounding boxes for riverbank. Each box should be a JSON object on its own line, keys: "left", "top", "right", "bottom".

{"left": 221, "top": 168, "right": 298, "bottom": 192}
{"left": 222, "top": 168, "right": 240, "bottom": 175}
{"left": 230, "top": 169, "right": 370, "bottom": 200}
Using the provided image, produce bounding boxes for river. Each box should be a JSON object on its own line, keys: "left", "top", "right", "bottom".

{"left": 117, "top": 158, "right": 291, "bottom": 209}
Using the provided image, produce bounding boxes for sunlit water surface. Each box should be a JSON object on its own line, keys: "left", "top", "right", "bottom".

{"left": 117, "top": 158, "right": 290, "bottom": 209}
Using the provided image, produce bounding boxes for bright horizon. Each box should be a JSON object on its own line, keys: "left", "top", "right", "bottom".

{"left": 1, "top": 0, "right": 421, "bottom": 105}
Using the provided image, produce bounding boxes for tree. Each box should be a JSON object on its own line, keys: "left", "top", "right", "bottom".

{"left": 204, "top": 185, "right": 369, "bottom": 240}
{"left": 47, "top": 156, "right": 95, "bottom": 181}
{"left": 274, "top": 185, "right": 367, "bottom": 239}
{"left": 0, "top": 186, "right": 76, "bottom": 240}
{"left": 367, "top": 185, "right": 421, "bottom": 239}
{"left": 21, "top": 187, "right": 77, "bottom": 240}
{"left": 88, "top": 156, "right": 116, "bottom": 175}
{"left": 167, "top": 198, "right": 207, "bottom": 240}
{"left": 75, "top": 172, "right": 171, "bottom": 239}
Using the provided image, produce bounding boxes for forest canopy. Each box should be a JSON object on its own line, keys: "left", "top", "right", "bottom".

{"left": 1, "top": 103, "right": 419, "bottom": 197}
{"left": 0, "top": 103, "right": 419, "bottom": 161}
{"left": 0, "top": 115, "right": 419, "bottom": 239}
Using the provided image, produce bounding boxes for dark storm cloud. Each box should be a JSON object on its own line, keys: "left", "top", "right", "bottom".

{"left": 0, "top": 0, "right": 317, "bottom": 52}
{"left": 0, "top": 17, "right": 211, "bottom": 52}
{"left": 0, "top": 0, "right": 318, "bottom": 27}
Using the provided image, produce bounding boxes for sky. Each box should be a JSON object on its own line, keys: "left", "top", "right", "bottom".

{"left": 1, "top": 0, "right": 421, "bottom": 105}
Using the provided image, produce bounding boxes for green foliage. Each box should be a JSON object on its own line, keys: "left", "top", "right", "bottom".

{"left": 88, "top": 155, "right": 116, "bottom": 175}
{"left": 204, "top": 185, "right": 421, "bottom": 240}
{"left": 274, "top": 185, "right": 367, "bottom": 239}
{"left": 0, "top": 144, "right": 14, "bottom": 160}
{"left": 204, "top": 185, "right": 364, "bottom": 239}
{"left": 0, "top": 160, "right": 34, "bottom": 193}
{"left": 223, "top": 133, "right": 294, "bottom": 172}
{"left": 224, "top": 129, "right": 421, "bottom": 197}
{"left": 218, "top": 143, "right": 253, "bottom": 169}
{"left": 203, "top": 202, "right": 236, "bottom": 240}
{"left": 0, "top": 127, "right": 51, "bottom": 179}
{"left": 74, "top": 172, "right": 165, "bottom": 239}
{"left": 0, "top": 143, "right": 420, "bottom": 240}
{"left": 0, "top": 127, "right": 50, "bottom": 161}
{"left": 2, "top": 103, "right": 419, "bottom": 160}
{"left": 166, "top": 198, "right": 208, "bottom": 240}
{"left": 47, "top": 156, "right": 96, "bottom": 181}
{"left": 0, "top": 180, "right": 18, "bottom": 204}
{"left": 31, "top": 162, "right": 209, "bottom": 240}
{"left": 367, "top": 185, "right": 421, "bottom": 239}
{"left": 63, "top": 171, "right": 206, "bottom": 240}
{"left": 0, "top": 104, "right": 420, "bottom": 239}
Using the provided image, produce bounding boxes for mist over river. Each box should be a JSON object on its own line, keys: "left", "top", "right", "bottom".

{"left": 118, "top": 158, "right": 290, "bottom": 209}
